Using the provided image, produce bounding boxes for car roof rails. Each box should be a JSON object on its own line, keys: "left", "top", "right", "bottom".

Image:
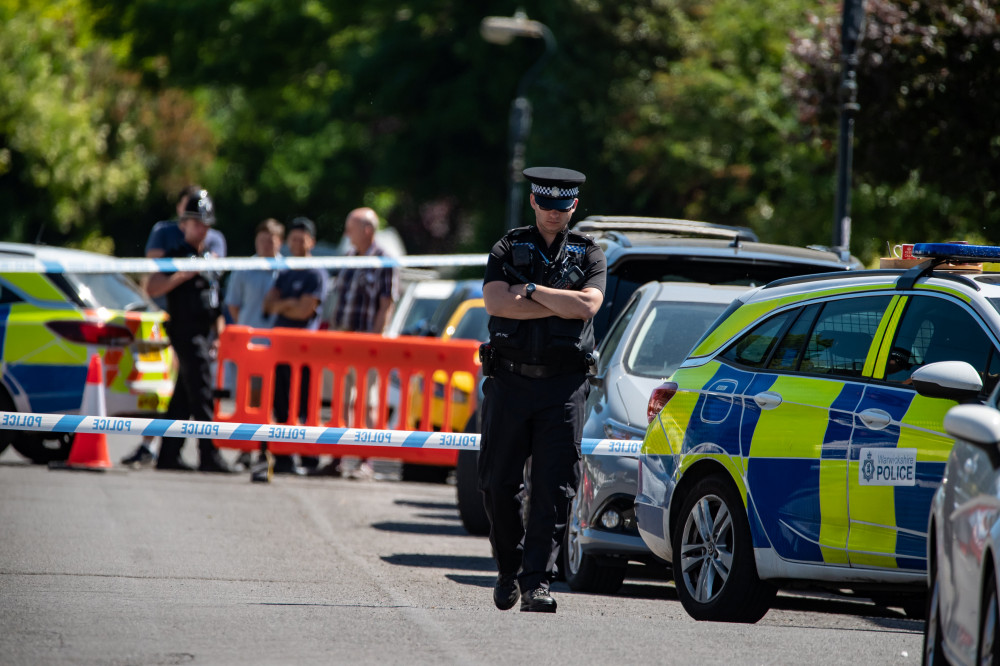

{"left": 574, "top": 216, "right": 760, "bottom": 243}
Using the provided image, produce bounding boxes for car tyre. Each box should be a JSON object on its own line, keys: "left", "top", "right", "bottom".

{"left": 12, "top": 432, "right": 74, "bottom": 465}
{"left": 400, "top": 463, "right": 451, "bottom": 484}
{"left": 456, "top": 413, "right": 490, "bottom": 536}
{"left": 672, "top": 475, "right": 775, "bottom": 623}
{"left": 0, "top": 389, "right": 16, "bottom": 456}
{"left": 564, "top": 493, "right": 626, "bottom": 593}
{"left": 923, "top": 548, "right": 946, "bottom": 666}
{"left": 978, "top": 568, "right": 1000, "bottom": 666}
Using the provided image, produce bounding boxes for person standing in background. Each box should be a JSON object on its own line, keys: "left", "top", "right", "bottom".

{"left": 122, "top": 185, "right": 228, "bottom": 468}
{"left": 330, "top": 207, "right": 400, "bottom": 480}
{"left": 145, "top": 189, "right": 236, "bottom": 474}
{"left": 263, "top": 217, "right": 327, "bottom": 475}
{"left": 223, "top": 218, "right": 285, "bottom": 468}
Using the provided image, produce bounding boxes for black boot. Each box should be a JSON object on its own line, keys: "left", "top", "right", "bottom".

{"left": 198, "top": 446, "right": 236, "bottom": 474}
{"left": 156, "top": 440, "right": 193, "bottom": 471}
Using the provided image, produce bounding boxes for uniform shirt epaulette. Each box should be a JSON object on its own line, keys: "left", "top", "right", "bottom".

{"left": 505, "top": 226, "right": 535, "bottom": 239}
{"left": 567, "top": 229, "right": 597, "bottom": 245}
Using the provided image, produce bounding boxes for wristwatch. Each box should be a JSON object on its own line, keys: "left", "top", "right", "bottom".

{"left": 525, "top": 283, "right": 536, "bottom": 300}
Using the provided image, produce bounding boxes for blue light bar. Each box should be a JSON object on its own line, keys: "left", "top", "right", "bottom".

{"left": 913, "top": 243, "right": 1000, "bottom": 263}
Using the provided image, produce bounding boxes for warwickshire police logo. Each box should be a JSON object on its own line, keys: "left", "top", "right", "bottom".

{"left": 862, "top": 451, "right": 875, "bottom": 483}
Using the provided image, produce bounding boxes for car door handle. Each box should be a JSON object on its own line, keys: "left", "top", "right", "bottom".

{"left": 753, "top": 391, "right": 782, "bottom": 410}
{"left": 858, "top": 408, "right": 893, "bottom": 430}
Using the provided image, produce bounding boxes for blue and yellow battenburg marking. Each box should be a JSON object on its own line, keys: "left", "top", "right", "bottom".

{"left": 641, "top": 281, "right": 970, "bottom": 576}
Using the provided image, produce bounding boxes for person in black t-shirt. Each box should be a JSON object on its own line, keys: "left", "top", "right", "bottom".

{"left": 145, "top": 189, "right": 236, "bottom": 474}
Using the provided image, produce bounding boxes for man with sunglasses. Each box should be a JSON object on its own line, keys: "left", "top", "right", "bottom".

{"left": 478, "top": 166, "right": 607, "bottom": 613}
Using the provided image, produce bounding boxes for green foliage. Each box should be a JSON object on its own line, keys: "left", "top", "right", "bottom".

{"left": 788, "top": 0, "right": 1000, "bottom": 256}
{"left": 0, "top": 0, "right": 994, "bottom": 267}
{"left": 0, "top": 1, "right": 151, "bottom": 246}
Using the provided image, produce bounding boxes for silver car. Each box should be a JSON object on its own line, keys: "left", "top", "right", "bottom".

{"left": 926, "top": 366, "right": 1000, "bottom": 666}
{"left": 564, "top": 281, "right": 751, "bottom": 593}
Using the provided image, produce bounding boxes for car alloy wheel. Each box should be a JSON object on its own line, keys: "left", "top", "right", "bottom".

{"left": 563, "top": 492, "right": 627, "bottom": 593}
{"left": 923, "top": 549, "right": 946, "bottom": 665}
{"left": 566, "top": 494, "right": 585, "bottom": 577}
{"left": 678, "top": 491, "right": 732, "bottom": 605}
{"left": 979, "top": 570, "right": 999, "bottom": 666}
{"left": 672, "top": 475, "right": 775, "bottom": 623}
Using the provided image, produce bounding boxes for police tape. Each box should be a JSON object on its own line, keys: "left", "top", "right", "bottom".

{"left": 0, "top": 411, "right": 642, "bottom": 458}
{"left": 0, "top": 253, "right": 488, "bottom": 274}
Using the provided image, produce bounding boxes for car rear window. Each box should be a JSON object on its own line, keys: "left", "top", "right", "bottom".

{"left": 50, "top": 272, "right": 154, "bottom": 311}
{"left": 625, "top": 301, "right": 729, "bottom": 378}
{"left": 450, "top": 307, "right": 489, "bottom": 342}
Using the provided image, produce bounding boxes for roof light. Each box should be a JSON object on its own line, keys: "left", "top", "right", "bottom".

{"left": 913, "top": 243, "right": 1000, "bottom": 263}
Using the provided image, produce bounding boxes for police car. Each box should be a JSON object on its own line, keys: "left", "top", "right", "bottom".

{"left": 635, "top": 243, "right": 1000, "bottom": 622}
{"left": 0, "top": 243, "right": 174, "bottom": 463}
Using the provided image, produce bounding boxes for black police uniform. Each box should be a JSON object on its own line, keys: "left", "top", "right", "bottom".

{"left": 156, "top": 242, "right": 230, "bottom": 471}
{"left": 478, "top": 220, "right": 607, "bottom": 601}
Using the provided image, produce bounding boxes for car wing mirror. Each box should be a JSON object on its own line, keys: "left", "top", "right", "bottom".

{"left": 944, "top": 404, "right": 1000, "bottom": 458}
{"left": 911, "top": 361, "right": 983, "bottom": 403}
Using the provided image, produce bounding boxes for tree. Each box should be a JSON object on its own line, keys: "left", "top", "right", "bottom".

{"left": 787, "top": 0, "right": 1000, "bottom": 253}
{"left": 0, "top": 2, "right": 150, "bottom": 250}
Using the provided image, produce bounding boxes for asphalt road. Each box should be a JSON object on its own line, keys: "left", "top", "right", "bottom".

{"left": 1, "top": 436, "right": 925, "bottom": 665}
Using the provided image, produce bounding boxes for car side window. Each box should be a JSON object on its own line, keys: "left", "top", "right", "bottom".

{"left": 0, "top": 282, "right": 23, "bottom": 304}
{"left": 767, "top": 304, "right": 821, "bottom": 371}
{"left": 721, "top": 310, "right": 795, "bottom": 368}
{"left": 798, "top": 296, "right": 892, "bottom": 378}
{"left": 597, "top": 294, "right": 640, "bottom": 369}
{"left": 884, "top": 296, "right": 1000, "bottom": 395}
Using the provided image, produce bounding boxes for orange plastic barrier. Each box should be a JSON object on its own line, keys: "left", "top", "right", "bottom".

{"left": 212, "top": 326, "right": 481, "bottom": 466}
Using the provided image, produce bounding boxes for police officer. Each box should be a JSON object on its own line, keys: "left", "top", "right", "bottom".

{"left": 145, "top": 189, "right": 235, "bottom": 473}
{"left": 479, "top": 166, "right": 607, "bottom": 613}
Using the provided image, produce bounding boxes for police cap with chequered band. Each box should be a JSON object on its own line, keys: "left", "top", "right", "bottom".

{"left": 523, "top": 166, "right": 586, "bottom": 212}
{"left": 180, "top": 189, "right": 216, "bottom": 226}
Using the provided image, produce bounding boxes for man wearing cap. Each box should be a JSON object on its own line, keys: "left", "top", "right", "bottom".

{"left": 145, "top": 189, "right": 236, "bottom": 473}
{"left": 263, "top": 217, "right": 328, "bottom": 475}
{"left": 479, "top": 166, "right": 607, "bottom": 613}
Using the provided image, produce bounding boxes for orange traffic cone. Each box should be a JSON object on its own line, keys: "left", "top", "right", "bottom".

{"left": 63, "top": 354, "right": 113, "bottom": 470}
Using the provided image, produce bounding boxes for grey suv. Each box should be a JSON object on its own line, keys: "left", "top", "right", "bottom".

{"left": 455, "top": 217, "right": 861, "bottom": 537}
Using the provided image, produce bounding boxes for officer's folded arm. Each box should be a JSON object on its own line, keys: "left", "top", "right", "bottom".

{"left": 483, "top": 280, "right": 601, "bottom": 321}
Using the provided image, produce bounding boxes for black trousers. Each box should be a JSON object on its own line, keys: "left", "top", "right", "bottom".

{"left": 160, "top": 329, "right": 218, "bottom": 459}
{"left": 478, "top": 368, "right": 587, "bottom": 591}
{"left": 273, "top": 364, "right": 310, "bottom": 424}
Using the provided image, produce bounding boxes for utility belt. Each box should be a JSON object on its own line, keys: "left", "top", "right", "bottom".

{"left": 480, "top": 344, "right": 595, "bottom": 379}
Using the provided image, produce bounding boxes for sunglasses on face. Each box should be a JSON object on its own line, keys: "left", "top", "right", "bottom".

{"left": 536, "top": 203, "right": 569, "bottom": 212}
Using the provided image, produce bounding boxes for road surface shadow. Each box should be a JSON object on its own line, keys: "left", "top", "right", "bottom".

{"left": 393, "top": 499, "right": 457, "bottom": 511}
{"left": 382, "top": 553, "right": 494, "bottom": 571}
{"left": 413, "top": 511, "right": 461, "bottom": 522}
{"left": 370, "top": 521, "right": 471, "bottom": 537}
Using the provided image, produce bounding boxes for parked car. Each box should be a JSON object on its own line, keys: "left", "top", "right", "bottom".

{"left": 0, "top": 243, "right": 174, "bottom": 463}
{"left": 456, "top": 216, "right": 862, "bottom": 536}
{"left": 925, "top": 382, "right": 1000, "bottom": 666}
{"left": 565, "top": 281, "right": 753, "bottom": 593}
{"left": 403, "top": 298, "right": 488, "bottom": 484}
{"left": 385, "top": 279, "right": 458, "bottom": 338}
{"left": 636, "top": 242, "right": 1000, "bottom": 622}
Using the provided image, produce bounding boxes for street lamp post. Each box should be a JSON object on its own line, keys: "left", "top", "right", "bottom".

{"left": 481, "top": 12, "right": 556, "bottom": 231}
{"left": 832, "top": 0, "right": 867, "bottom": 259}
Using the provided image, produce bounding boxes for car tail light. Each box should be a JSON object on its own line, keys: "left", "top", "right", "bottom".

{"left": 647, "top": 381, "right": 678, "bottom": 423}
{"left": 46, "top": 321, "right": 134, "bottom": 347}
